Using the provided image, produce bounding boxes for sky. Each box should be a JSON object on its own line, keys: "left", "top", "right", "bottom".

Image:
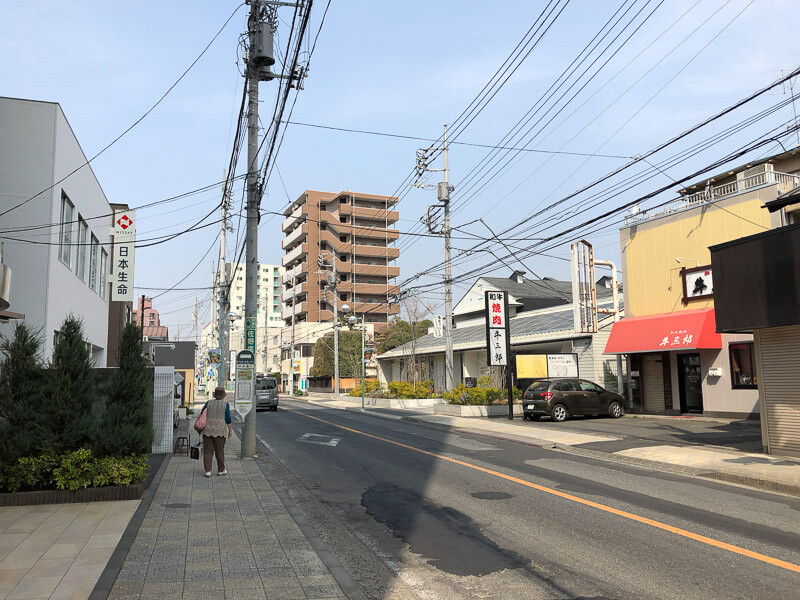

{"left": 2, "top": 0, "right": 798, "bottom": 337}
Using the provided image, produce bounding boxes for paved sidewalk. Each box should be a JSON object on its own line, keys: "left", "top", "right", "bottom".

{"left": 0, "top": 500, "right": 138, "bottom": 600}
{"left": 295, "top": 394, "right": 800, "bottom": 497}
{"left": 106, "top": 428, "right": 347, "bottom": 600}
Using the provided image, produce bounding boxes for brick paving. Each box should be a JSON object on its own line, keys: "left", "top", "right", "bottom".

{"left": 107, "top": 431, "right": 346, "bottom": 600}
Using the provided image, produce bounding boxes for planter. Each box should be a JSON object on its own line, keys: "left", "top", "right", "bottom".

{"left": 435, "top": 403, "right": 523, "bottom": 418}
{"left": 362, "top": 397, "right": 443, "bottom": 409}
{"left": 0, "top": 481, "right": 146, "bottom": 507}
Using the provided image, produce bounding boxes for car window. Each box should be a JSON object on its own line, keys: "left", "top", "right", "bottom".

{"left": 554, "top": 380, "right": 576, "bottom": 392}
{"left": 526, "top": 380, "right": 551, "bottom": 393}
{"left": 256, "top": 378, "right": 277, "bottom": 391}
{"left": 578, "top": 381, "right": 602, "bottom": 393}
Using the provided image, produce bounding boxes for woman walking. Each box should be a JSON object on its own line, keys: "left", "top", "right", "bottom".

{"left": 200, "top": 386, "right": 233, "bottom": 477}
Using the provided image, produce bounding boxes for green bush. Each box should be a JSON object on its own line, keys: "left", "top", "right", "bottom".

{"left": 348, "top": 379, "right": 383, "bottom": 397}
{"left": 444, "top": 376, "right": 507, "bottom": 405}
{"left": 387, "top": 380, "right": 434, "bottom": 399}
{"left": 0, "top": 450, "right": 149, "bottom": 493}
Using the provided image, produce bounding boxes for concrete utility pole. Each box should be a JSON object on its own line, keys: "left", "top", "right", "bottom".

{"left": 442, "top": 125, "right": 454, "bottom": 391}
{"left": 286, "top": 274, "right": 296, "bottom": 396}
{"left": 217, "top": 179, "right": 229, "bottom": 384}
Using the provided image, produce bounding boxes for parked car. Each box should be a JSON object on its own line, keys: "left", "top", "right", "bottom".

{"left": 198, "top": 382, "right": 206, "bottom": 392}
{"left": 522, "top": 378, "right": 626, "bottom": 422}
{"left": 255, "top": 376, "right": 279, "bottom": 411}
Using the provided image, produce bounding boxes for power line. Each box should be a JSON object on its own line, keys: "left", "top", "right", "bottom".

{"left": 0, "top": 3, "right": 246, "bottom": 219}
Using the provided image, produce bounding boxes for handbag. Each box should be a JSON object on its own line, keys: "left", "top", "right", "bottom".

{"left": 193, "top": 406, "right": 207, "bottom": 434}
{"left": 190, "top": 442, "right": 200, "bottom": 460}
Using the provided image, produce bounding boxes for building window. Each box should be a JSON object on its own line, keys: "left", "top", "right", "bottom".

{"left": 730, "top": 342, "right": 757, "bottom": 388}
{"left": 99, "top": 249, "right": 108, "bottom": 299}
{"left": 76, "top": 217, "right": 88, "bottom": 280}
{"left": 59, "top": 194, "right": 75, "bottom": 267}
{"left": 89, "top": 235, "right": 99, "bottom": 291}
{"left": 301, "top": 345, "right": 313, "bottom": 358}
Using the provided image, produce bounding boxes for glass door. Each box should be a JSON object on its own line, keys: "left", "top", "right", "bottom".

{"left": 677, "top": 353, "right": 703, "bottom": 413}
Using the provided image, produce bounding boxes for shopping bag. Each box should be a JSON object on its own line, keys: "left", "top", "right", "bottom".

{"left": 193, "top": 406, "right": 207, "bottom": 433}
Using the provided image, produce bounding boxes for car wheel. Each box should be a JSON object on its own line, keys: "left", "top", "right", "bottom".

{"left": 550, "top": 404, "right": 568, "bottom": 422}
{"left": 530, "top": 414, "right": 542, "bottom": 421}
{"left": 608, "top": 401, "right": 623, "bottom": 418}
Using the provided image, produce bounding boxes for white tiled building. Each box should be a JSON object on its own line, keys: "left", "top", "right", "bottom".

{"left": 0, "top": 97, "right": 113, "bottom": 365}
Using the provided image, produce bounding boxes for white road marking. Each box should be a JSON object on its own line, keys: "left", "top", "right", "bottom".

{"left": 297, "top": 433, "right": 341, "bottom": 447}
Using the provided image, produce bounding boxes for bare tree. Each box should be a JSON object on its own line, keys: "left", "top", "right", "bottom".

{"left": 400, "top": 295, "right": 436, "bottom": 386}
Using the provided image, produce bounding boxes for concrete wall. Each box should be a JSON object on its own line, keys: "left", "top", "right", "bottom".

{"left": 0, "top": 98, "right": 111, "bottom": 365}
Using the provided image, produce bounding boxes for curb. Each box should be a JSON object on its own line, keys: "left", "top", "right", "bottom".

{"left": 88, "top": 452, "right": 172, "bottom": 600}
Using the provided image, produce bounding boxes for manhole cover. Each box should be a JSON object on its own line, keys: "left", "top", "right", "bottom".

{"left": 471, "top": 492, "right": 512, "bottom": 500}
{"left": 162, "top": 503, "right": 191, "bottom": 509}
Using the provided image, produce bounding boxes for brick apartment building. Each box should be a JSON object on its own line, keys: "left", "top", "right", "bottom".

{"left": 133, "top": 297, "right": 168, "bottom": 341}
{"left": 281, "top": 190, "right": 400, "bottom": 327}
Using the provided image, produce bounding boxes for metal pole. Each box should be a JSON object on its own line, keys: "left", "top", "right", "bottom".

{"left": 140, "top": 295, "right": 146, "bottom": 343}
{"left": 333, "top": 252, "right": 340, "bottom": 398}
{"left": 361, "top": 318, "right": 365, "bottom": 410}
{"left": 241, "top": 0, "right": 260, "bottom": 457}
{"left": 443, "top": 124, "right": 454, "bottom": 391}
{"left": 218, "top": 195, "right": 228, "bottom": 384}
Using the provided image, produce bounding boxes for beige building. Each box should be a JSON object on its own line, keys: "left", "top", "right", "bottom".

{"left": 607, "top": 150, "right": 800, "bottom": 418}
{"left": 281, "top": 190, "right": 400, "bottom": 328}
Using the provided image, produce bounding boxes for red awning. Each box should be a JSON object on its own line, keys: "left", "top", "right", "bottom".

{"left": 605, "top": 308, "right": 721, "bottom": 354}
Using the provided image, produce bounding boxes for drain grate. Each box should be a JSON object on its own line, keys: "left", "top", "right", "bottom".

{"left": 162, "top": 503, "right": 191, "bottom": 509}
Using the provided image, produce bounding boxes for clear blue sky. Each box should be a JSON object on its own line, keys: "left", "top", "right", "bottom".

{"left": 2, "top": 0, "right": 796, "bottom": 334}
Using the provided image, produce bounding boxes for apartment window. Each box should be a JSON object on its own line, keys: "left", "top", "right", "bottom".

{"left": 339, "top": 216, "right": 347, "bottom": 223}
{"left": 88, "top": 235, "right": 99, "bottom": 291}
{"left": 99, "top": 249, "right": 108, "bottom": 299}
{"left": 730, "top": 342, "right": 757, "bottom": 388}
{"left": 76, "top": 218, "right": 88, "bottom": 280}
{"left": 59, "top": 194, "right": 75, "bottom": 267}
{"left": 301, "top": 345, "right": 313, "bottom": 358}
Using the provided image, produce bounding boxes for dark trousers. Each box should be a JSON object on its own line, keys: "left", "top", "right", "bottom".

{"left": 202, "top": 435, "right": 226, "bottom": 473}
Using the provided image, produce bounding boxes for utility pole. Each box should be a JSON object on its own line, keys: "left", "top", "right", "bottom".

{"left": 415, "top": 124, "right": 454, "bottom": 389}
{"left": 140, "top": 294, "right": 146, "bottom": 343}
{"left": 287, "top": 274, "right": 296, "bottom": 396}
{"left": 217, "top": 176, "right": 230, "bottom": 384}
{"left": 442, "top": 125, "right": 454, "bottom": 391}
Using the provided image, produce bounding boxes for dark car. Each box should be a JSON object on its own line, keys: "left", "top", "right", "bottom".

{"left": 522, "top": 378, "right": 626, "bottom": 422}
{"left": 255, "top": 376, "right": 279, "bottom": 411}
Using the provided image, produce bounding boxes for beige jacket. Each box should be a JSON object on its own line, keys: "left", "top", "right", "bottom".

{"left": 202, "top": 398, "right": 229, "bottom": 438}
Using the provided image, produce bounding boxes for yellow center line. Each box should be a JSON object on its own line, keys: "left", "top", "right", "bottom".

{"left": 284, "top": 405, "right": 800, "bottom": 574}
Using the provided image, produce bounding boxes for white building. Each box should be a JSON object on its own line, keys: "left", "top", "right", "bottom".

{"left": 0, "top": 97, "right": 113, "bottom": 365}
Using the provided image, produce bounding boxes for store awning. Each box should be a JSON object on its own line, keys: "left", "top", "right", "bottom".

{"left": 605, "top": 308, "right": 721, "bottom": 354}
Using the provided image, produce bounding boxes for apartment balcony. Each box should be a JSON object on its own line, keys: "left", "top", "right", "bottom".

{"left": 281, "top": 205, "right": 308, "bottom": 232}
{"left": 282, "top": 281, "right": 308, "bottom": 302}
{"left": 349, "top": 301, "right": 401, "bottom": 316}
{"left": 625, "top": 168, "right": 800, "bottom": 226}
{"left": 338, "top": 282, "right": 400, "bottom": 296}
{"left": 353, "top": 244, "right": 400, "bottom": 259}
{"left": 281, "top": 301, "right": 307, "bottom": 320}
{"left": 318, "top": 212, "right": 400, "bottom": 240}
{"left": 339, "top": 204, "right": 399, "bottom": 223}
{"left": 283, "top": 262, "right": 306, "bottom": 283}
{"left": 282, "top": 242, "right": 308, "bottom": 268}
{"left": 349, "top": 263, "right": 400, "bottom": 277}
{"left": 282, "top": 223, "right": 308, "bottom": 250}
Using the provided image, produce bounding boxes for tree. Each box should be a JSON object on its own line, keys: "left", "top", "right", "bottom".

{"left": 42, "top": 315, "right": 97, "bottom": 453}
{"left": 94, "top": 322, "right": 153, "bottom": 455}
{"left": 0, "top": 322, "right": 48, "bottom": 461}
{"left": 376, "top": 296, "right": 434, "bottom": 384}
{"left": 309, "top": 331, "right": 363, "bottom": 377}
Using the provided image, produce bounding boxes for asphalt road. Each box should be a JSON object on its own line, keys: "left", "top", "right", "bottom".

{"left": 253, "top": 398, "right": 800, "bottom": 600}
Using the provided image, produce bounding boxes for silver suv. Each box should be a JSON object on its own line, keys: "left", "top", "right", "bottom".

{"left": 255, "top": 376, "right": 279, "bottom": 411}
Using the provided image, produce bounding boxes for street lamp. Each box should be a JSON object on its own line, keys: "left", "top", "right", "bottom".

{"left": 281, "top": 342, "right": 292, "bottom": 395}
{"left": 343, "top": 309, "right": 366, "bottom": 411}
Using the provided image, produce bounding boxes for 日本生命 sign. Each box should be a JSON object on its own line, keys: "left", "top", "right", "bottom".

{"left": 234, "top": 350, "right": 255, "bottom": 417}
{"left": 111, "top": 210, "right": 135, "bottom": 302}
{"left": 484, "top": 290, "right": 509, "bottom": 366}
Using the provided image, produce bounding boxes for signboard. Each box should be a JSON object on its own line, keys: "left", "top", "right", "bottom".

{"left": 207, "top": 348, "right": 221, "bottom": 364}
{"left": 245, "top": 316, "right": 256, "bottom": 352}
{"left": 234, "top": 350, "right": 255, "bottom": 417}
{"left": 433, "top": 315, "right": 444, "bottom": 338}
{"left": 292, "top": 359, "right": 300, "bottom": 374}
{"left": 681, "top": 265, "right": 713, "bottom": 304}
{"left": 516, "top": 354, "right": 548, "bottom": 378}
{"left": 111, "top": 210, "right": 135, "bottom": 301}
{"left": 546, "top": 354, "right": 579, "bottom": 378}
{"left": 230, "top": 350, "right": 236, "bottom": 379}
{"left": 515, "top": 354, "right": 579, "bottom": 378}
{"left": 484, "top": 290, "right": 509, "bottom": 366}
{"left": 364, "top": 346, "right": 375, "bottom": 362}
{"left": 299, "top": 376, "right": 308, "bottom": 391}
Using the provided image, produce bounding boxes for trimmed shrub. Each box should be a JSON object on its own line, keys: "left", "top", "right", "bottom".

{"left": 387, "top": 380, "right": 434, "bottom": 399}
{"left": 42, "top": 316, "right": 96, "bottom": 454}
{"left": 0, "top": 450, "right": 149, "bottom": 493}
{"left": 444, "top": 376, "right": 506, "bottom": 405}
{"left": 93, "top": 323, "right": 153, "bottom": 456}
{"left": 0, "top": 322, "right": 49, "bottom": 461}
{"left": 348, "top": 379, "right": 383, "bottom": 397}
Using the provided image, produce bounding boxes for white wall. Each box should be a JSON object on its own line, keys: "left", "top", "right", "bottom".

{"left": 0, "top": 99, "right": 111, "bottom": 365}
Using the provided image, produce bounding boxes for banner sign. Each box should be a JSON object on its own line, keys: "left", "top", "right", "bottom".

{"left": 484, "top": 290, "right": 510, "bottom": 366}
{"left": 245, "top": 316, "right": 256, "bottom": 353}
{"left": 111, "top": 210, "right": 135, "bottom": 301}
{"left": 234, "top": 350, "right": 255, "bottom": 417}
